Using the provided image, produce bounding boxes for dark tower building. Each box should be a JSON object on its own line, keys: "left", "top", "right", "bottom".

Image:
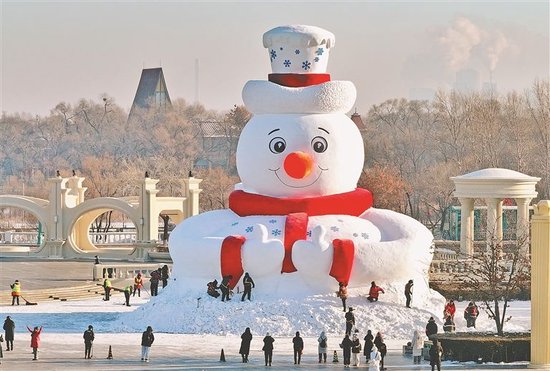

{"left": 129, "top": 67, "right": 172, "bottom": 118}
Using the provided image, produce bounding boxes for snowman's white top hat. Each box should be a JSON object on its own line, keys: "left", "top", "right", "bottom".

{"left": 242, "top": 25, "right": 356, "bottom": 114}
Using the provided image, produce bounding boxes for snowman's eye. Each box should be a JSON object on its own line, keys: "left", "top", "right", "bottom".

{"left": 311, "top": 136, "right": 328, "bottom": 153}
{"left": 269, "top": 137, "right": 286, "bottom": 154}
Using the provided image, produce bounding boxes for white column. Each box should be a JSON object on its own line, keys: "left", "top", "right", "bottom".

{"left": 485, "top": 198, "right": 500, "bottom": 250}
{"left": 459, "top": 198, "right": 474, "bottom": 257}
{"left": 516, "top": 197, "right": 532, "bottom": 255}
{"left": 496, "top": 199, "right": 503, "bottom": 242}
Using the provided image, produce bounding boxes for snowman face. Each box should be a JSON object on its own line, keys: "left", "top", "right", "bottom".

{"left": 236, "top": 113, "right": 364, "bottom": 198}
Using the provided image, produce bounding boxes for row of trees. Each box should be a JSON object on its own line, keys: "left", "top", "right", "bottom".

{"left": 1, "top": 80, "right": 548, "bottom": 232}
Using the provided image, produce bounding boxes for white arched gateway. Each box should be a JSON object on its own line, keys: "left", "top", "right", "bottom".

{"left": 0, "top": 175, "right": 202, "bottom": 259}
{"left": 451, "top": 168, "right": 540, "bottom": 256}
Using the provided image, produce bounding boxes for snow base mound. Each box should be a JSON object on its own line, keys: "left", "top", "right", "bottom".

{"left": 117, "top": 282, "right": 446, "bottom": 339}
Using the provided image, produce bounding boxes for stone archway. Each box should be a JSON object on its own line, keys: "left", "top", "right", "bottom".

{"left": 0, "top": 196, "right": 50, "bottom": 249}
{"left": 451, "top": 168, "right": 540, "bottom": 256}
{"left": 65, "top": 198, "right": 142, "bottom": 253}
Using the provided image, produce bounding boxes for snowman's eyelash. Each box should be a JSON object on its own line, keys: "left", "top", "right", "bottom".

{"left": 318, "top": 127, "right": 330, "bottom": 134}
{"left": 268, "top": 128, "right": 280, "bottom": 135}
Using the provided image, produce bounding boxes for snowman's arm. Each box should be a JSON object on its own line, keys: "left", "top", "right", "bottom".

{"left": 353, "top": 208, "right": 434, "bottom": 283}
{"left": 169, "top": 210, "right": 244, "bottom": 281}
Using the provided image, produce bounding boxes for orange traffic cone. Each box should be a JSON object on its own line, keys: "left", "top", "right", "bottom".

{"left": 107, "top": 345, "right": 113, "bottom": 359}
{"left": 220, "top": 348, "right": 226, "bottom": 362}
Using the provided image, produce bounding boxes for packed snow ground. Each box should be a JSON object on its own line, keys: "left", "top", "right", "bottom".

{"left": 3, "top": 285, "right": 530, "bottom": 340}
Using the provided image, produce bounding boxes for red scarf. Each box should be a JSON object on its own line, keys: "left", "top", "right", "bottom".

{"left": 221, "top": 188, "right": 371, "bottom": 286}
{"left": 228, "top": 188, "right": 373, "bottom": 216}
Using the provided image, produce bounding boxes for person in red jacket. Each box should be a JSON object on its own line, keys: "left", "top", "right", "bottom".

{"left": 26, "top": 325, "right": 43, "bottom": 360}
{"left": 444, "top": 299, "right": 456, "bottom": 320}
{"left": 367, "top": 281, "right": 385, "bottom": 302}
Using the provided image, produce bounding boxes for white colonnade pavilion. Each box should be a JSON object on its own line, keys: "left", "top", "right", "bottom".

{"left": 451, "top": 168, "right": 540, "bottom": 256}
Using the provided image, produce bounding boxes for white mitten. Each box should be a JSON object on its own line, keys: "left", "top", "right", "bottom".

{"left": 292, "top": 225, "right": 333, "bottom": 277}
{"left": 241, "top": 224, "right": 285, "bottom": 277}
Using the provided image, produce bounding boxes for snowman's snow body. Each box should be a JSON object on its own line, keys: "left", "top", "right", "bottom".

{"left": 169, "top": 25, "right": 433, "bottom": 297}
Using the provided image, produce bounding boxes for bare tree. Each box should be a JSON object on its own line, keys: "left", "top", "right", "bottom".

{"left": 457, "top": 234, "right": 530, "bottom": 336}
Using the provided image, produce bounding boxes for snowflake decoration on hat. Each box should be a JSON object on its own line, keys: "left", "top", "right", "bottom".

{"left": 271, "top": 229, "right": 282, "bottom": 236}
{"left": 302, "top": 61, "right": 311, "bottom": 71}
{"left": 295, "top": 49, "right": 300, "bottom": 54}
{"left": 314, "top": 57, "right": 319, "bottom": 62}
{"left": 283, "top": 60, "right": 291, "bottom": 67}
{"left": 316, "top": 47, "right": 324, "bottom": 55}
{"left": 270, "top": 50, "right": 277, "bottom": 61}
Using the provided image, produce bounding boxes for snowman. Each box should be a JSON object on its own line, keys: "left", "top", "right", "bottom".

{"left": 169, "top": 25, "right": 434, "bottom": 297}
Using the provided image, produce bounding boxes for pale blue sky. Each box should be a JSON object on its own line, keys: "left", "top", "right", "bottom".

{"left": 1, "top": 1, "right": 548, "bottom": 115}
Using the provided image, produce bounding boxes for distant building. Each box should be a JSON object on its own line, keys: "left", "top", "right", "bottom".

{"left": 350, "top": 111, "right": 366, "bottom": 132}
{"left": 193, "top": 120, "right": 237, "bottom": 170}
{"left": 129, "top": 68, "right": 172, "bottom": 118}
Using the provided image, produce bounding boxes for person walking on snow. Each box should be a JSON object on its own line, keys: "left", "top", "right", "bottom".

{"left": 133, "top": 273, "right": 143, "bottom": 297}
{"left": 345, "top": 307, "right": 355, "bottom": 335}
{"left": 411, "top": 330, "right": 424, "bottom": 364}
{"left": 374, "top": 332, "right": 387, "bottom": 370}
{"left": 292, "top": 331, "right": 304, "bottom": 365}
{"left": 83, "top": 325, "right": 94, "bottom": 359}
{"left": 262, "top": 332, "right": 275, "bottom": 366}
{"left": 318, "top": 331, "right": 328, "bottom": 363}
{"left": 464, "top": 301, "right": 479, "bottom": 328}
{"left": 367, "top": 281, "right": 385, "bottom": 302}
{"left": 103, "top": 278, "right": 112, "bottom": 301}
{"left": 160, "top": 265, "right": 169, "bottom": 288}
{"left": 10, "top": 280, "right": 21, "bottom": 306}
{"left": 337, "top": 282, "right": 348, "bottom": 311}
{"left": 26, "top": 325, "right": 42, "bottom": 360}
{"left": 3, "top": 316, "right": 15, "bottom": 351}
{"left": 351, "top": 333, "right": 362, "bottom": 366}
{"left": 368, "top": 344, "right": 382, "bottom": 371}
{"left": 426, "top": 317, "right": 438, "bottom": 338}
{"left": 150, "top": 269, "right": 160, "bottom": 296}
{"left": 340, "top": 334, "right": 353, "bottom": 367}
{"left": 241, "top": 272, "right": 255, "bottom": 301}
{"left": 220, "top": 275, "right": 233, "bottom": 302}
{"left": 404, "top": 279, "right": 413, "bottom": 308}
{"left": 363, "top": 330, "right": 374, "bottom": 362}
{"left": 141, "top": 326, "right": 154, "bottom": 362}
{"left": 429, "top": 338, "right": 443, "bottom": 371}
{"left": 239, "top": 327, "right": 252, "bottom": 363}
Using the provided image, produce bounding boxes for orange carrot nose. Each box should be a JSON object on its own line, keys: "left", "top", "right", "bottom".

{"left": 283, "top": 151, "right": 313, "bottom": 179}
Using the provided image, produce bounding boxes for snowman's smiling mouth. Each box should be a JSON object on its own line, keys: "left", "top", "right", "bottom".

{"left": 269, "top": 165, "right": 327, "bottom": 188}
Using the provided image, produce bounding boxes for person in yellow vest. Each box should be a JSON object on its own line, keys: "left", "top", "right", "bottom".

{"left": 123, "top": 284, "right": 133, "bottom": 307}
{"left": 103, "top": 278, "right": 112, "bottom": 301}
{"left": 10, "top": 280, "right": 21, "bottom": 306}
{"left": 133, "top": 273, "right": 143, "bottom": 297}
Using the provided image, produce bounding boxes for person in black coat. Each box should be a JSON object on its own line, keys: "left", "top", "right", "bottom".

{"left": 426, "top": 317, "right": 438, "bottom": 338}
{"left": 405, "top": 279, "right": 414, "bottom": 308}
{"left": 220, "top": 275, "right": 233, "bottom": 302}
{"left": 141, "top": 326, "right": 155, "bottom": 362}
{"left": 83, "top": 325, "right": 94, "bottom": 359}
{"left": 292, "top": 331, "right": 304, "bottom": 365}
{"left": 207, "top": 279, "right": 220, "bottom": 298}
{"left": 239, "top": 327, "right": 252, "bottom": 363}
{"left": 429, "top": 338, "right": 443, "bottom": 371}
{"left": 160, "top": 265, "right": 169, "bottom": 288}
{"left": 363, "top": 329, "right": 374, "bottom": 362}
{"left": 374, "top": 332, "right": 387, "bottom": 370}
{"left": 241, "top": 272, "right": 255, "bottom": 301}
{"left": 345, "top": 307, "right": 355, "bottom": 335}
{"left": 340, "top": 334, "right": 353, "bottom": 366}
{"left": 3, "top": 316, "right": 14, "bottom": 351}
{"left": 262, "top": 332, "right": 275, "bottom": 366}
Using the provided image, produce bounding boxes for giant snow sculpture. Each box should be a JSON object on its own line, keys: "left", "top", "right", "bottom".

{"left": 169, "top": 25, "right": 434, "bottom": 297}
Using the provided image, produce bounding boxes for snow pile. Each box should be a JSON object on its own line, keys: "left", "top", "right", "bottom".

{"left": 116, "top": 282, "right": 446, "bottom": 338}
